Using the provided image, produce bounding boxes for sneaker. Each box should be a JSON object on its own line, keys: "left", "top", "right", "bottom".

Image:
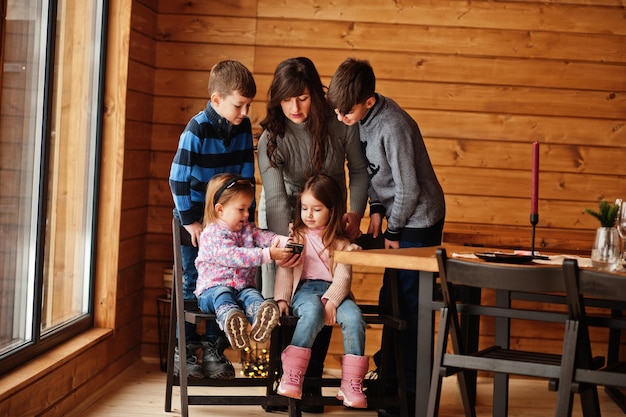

{"left": 202, "top": 338, "right": 235, "bottom": 379}
{"left": 250, "top": 300, "right": 280, "bottom": 343}
{"left": 173, "top": 343, "right": 204, "bottom": 379}
{"left": 364, "top": 368, "right": 380, "bottom": 398}
{"left": 223, "top": 309, "right": 250, "bottom": 350}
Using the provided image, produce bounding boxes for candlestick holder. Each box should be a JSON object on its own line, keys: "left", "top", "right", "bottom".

{"left": 530, "top": 213, "right": 538, "bottom": 256}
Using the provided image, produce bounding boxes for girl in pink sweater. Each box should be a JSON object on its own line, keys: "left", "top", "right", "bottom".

{"left": 274, "top": 174, "right": 368, "bottom": 408}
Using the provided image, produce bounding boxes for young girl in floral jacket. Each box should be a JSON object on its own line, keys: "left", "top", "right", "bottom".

{"left": 195, "top": 173, "right": 294, "bottom": 350}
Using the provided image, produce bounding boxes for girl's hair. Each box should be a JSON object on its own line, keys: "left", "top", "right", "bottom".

{"left": 203, "top": 173, "right": 255, "bottom": 226}
{"left": 259, "top": 57, "right": 332, "bottom": 175}
{"left": 292, "top": 174, "right": 347, "bottom": 252}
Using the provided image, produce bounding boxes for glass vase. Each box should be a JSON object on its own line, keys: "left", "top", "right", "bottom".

{"left": 591, "top": 227, "right": 621, "bottom": 270}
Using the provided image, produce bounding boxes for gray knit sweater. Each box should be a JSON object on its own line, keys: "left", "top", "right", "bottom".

{"left": 360, "top": 94, "right": 445, "bottom": 240}
{"left": 258, "top": 118, "right": 369, "bottom": 236}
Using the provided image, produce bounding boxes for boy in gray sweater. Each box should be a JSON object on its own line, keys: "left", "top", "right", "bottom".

{"left": 327, "top": 58, "right": 445, "bottom": 417}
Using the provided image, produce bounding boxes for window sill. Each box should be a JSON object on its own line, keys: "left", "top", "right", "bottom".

{"left": 0, "top": 328, "right": 113, "bottom": 400}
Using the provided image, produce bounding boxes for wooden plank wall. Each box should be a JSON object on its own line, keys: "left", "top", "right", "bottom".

{"left": 127, "top": 0, "right": 162, "bottom": 360}
{"left": 140, "top": 0, "right": 626, "bottom": 367}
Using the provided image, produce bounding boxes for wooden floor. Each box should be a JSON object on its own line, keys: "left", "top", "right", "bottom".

{"left": 70, "top": 359, "right": 624, "bottom": 417}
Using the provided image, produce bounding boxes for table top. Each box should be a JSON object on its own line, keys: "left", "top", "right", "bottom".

{"left": 334, "top": 243, "right": 626, "bottom": 277}
{"left": 333, "top": 243, "right": 472, "bottom": 272}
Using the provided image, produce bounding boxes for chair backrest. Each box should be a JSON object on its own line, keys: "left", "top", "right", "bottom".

{"left": 558, "top": 254, "right": 626, "bottom": 399}
{"left": 560, "top": 261, "right": 626, "bottom": 324}
{"left": 577, "top": 267, "right": 626, "bottom": 302}
{"left": 172, "top": 217, "right": 184, "bottom": 300}
{"left": 436, "top": 248, "right": 568, "bottom": 306}
{"left": 171, "top": 217, "right": 199, "bottom": 337}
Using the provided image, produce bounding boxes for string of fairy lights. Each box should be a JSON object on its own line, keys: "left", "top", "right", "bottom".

{"left": 240, "top": 342, "right": 272, "bottom": 378}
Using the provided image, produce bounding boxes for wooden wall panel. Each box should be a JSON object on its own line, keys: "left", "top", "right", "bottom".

{"left": 123, "top": 0, "right": 157, "bottom": 371}
{"left": 415, "top": 110, "right": 623, "bottom": 147}
{"left": 155, "top": 43, "right": 255, "bottom": 70}
{"left": 155, "top": 15, "right": 256, "bottom": 43}
{"left": 137, "top": 0, "right": 626, "bottom": 368}
{"left": 255, "top": 18, "right": 626, "bottom": 63}
{"left": 257, "top": 0, "right": 625, "bottom": 35}
{"left": 252, "top": 45, "right": 626, "bottom": 91}
{"left": 157, "top": 0, "right": 258, "bottom": 17}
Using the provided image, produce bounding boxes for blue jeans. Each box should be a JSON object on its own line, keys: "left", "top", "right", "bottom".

{"left": 290, "top": 280, "right": 365, "bottom": 356}
{"left": 197, "top": 286, "right": 266, "bottom": 330}
{"left": 173, "top": 209, "right": 220, "bottom": 343}
{"left": 376, "top": 217, "right": 445, "bottom": 393}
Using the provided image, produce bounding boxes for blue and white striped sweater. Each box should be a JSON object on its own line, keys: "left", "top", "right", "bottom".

{"left": 169, "top": 102, "right": 255, "bottom": 225}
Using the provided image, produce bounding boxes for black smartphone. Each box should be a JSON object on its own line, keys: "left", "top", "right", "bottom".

{"left": 286, "top": 242, "right": 304, "bottom": 254}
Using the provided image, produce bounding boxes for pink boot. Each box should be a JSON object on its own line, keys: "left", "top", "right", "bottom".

{"left": 336, "top": 354, "right": 369, "bottom": 408}
{"left": 277, "top": 345, "right": 311, "bottom": 399}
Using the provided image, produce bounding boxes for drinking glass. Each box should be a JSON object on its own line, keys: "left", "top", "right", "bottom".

{"left": 616, "top": 199, "right": 626, "bottom": 264}
{"left": 591, "top": 226, "right": 621, "bottom": 271}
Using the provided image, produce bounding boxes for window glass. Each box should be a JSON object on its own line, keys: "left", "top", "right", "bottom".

{"left": 0, "top": 0, "right": 103, "bottom": 366}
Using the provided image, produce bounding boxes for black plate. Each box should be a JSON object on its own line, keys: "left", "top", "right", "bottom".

{"left": 474, "top": 252, "right": 535, "bottom": 264}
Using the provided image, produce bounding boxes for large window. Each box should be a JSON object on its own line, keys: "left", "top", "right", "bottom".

{"left": 0, "top": 0, "right": 105, "bottom": 373}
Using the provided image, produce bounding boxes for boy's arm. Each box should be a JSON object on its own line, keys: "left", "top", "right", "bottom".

{"left": 381, "top": 122, "right": 420, "bottom": 240}
{"left": 169, "top": 130, "right": 202, "bottom": 225}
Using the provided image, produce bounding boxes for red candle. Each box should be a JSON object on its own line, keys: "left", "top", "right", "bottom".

{"left": 531, "top": 142, "right": 539, "bottom": 215}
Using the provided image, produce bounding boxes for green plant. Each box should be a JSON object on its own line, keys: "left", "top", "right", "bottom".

{"left": 584, "top": 200, "right": 619, "bottom": 228}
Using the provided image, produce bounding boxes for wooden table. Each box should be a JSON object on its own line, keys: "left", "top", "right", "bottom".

{"left": 334, "top": 244, "right": 626, "bottom": 416}
{"left": 335, "top": 243, "right": 466, "bottom": 417}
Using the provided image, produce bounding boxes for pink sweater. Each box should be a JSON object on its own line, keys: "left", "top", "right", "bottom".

{"left": 274, "top": 234, "right": 361, "bottom": 308}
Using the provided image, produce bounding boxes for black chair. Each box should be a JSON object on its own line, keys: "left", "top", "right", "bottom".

{"left": 261, "top": 234, "right": 410, "bottom": 417}
{"left": 164, "top": 217, "right": 288, "bottom": 417}
{"left": 427, "top": 248, "right": 601, "bottom": 417}
{"left": 559, "top": 262, "right": 626, "bottom": 414}
{"left": 164, "top": 220, "right": 408, "bottom": 417}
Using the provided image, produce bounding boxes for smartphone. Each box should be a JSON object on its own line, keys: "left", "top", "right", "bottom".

{"left": 286, "top": 242, "right": 304, "bottom": 254}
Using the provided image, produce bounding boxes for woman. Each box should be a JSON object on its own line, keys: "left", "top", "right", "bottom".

{"left": 257, "top": 57, "right": 369, "bottom": 412}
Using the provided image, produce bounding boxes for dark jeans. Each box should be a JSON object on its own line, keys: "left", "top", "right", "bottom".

{"left": 375, "top": 217, "right": 444, "bottom": 393}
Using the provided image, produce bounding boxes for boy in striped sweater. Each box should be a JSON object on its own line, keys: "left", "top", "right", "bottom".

{"left": 169, "top": 60, "right": 257, "bottom": 380}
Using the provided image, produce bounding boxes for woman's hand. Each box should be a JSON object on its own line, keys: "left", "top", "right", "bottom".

{"left": 343, "top": 212, "right": 363, "bottom": 240}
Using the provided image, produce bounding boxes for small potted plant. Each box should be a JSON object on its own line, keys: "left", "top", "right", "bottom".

{"left": 584, "top": 200, "right": 620, "bottom": 270}
{"left": 584, "top": 200, "right": 619, "bottom": 227}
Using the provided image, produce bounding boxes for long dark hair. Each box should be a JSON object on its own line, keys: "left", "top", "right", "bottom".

{"left": 260, "top": 57, "right": 332, "bottom": 175}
